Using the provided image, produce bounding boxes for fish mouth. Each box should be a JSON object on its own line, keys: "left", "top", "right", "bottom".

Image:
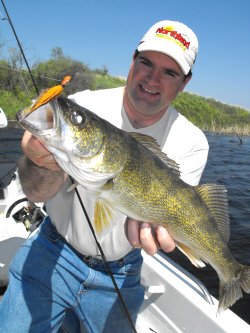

{"left": 16, "top": 99, "right": 59, "bottom": 136}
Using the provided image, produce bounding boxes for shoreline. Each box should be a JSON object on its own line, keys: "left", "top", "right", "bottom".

{"left": 6, "top": 120, "right": 250, "bottom": 138}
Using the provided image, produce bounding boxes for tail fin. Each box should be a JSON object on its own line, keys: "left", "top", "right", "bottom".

{"left": 239, "top": 265, "right": 250, "bottom": 293}
{"left": 218, "top": 265, "right": 250, "bottom": 314}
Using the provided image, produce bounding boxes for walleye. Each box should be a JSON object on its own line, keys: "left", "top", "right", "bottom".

{"left": 16, "top": 94, "right": 250, "bottom": 314}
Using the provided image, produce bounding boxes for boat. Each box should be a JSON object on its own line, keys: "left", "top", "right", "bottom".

{"left": 136, "top": 252, "right": 250, "bottom": 332}
{"left": 0, "top": 170, "right": 45, "bottom": 286}
{"left": 0, "top": 112, "right": 249, "bottom": 332}
{"left": 0, "top": 108, "right": 45, "bottom": 285}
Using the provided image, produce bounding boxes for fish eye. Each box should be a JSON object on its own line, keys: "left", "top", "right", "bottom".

{"left": 70, "top": 110, "right": 86, "bottom": 126}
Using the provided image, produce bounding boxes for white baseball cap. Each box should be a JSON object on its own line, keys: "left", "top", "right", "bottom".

{"left": 137, "top": 20, "right": 199, "bottom": 75}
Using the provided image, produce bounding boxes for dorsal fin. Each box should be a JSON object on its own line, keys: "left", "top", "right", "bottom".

{"left": 129, "top": 132, "right": 180, "bottom": 176}
{"left": 195, "top": 184, "right": 230, "bottom": 242}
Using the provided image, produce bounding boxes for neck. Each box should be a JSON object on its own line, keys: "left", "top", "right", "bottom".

{"left": 123, "top": 91, "right": 167, "bottom": 129}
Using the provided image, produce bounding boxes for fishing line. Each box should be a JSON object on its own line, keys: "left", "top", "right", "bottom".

{"left": 70, "top": 176, "right": 138, "bottom": 333}
{"left": 0, "top": 64, "right": 61, "bottom": 82}
{"left": 1, "top": 1, "right": 138, "bottom": 331}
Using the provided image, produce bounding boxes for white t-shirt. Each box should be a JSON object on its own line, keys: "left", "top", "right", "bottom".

{"left": 46, "top": 87, "right": 209, "bottom": 260}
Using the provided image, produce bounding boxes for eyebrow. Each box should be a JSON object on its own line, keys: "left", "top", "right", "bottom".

{"left": 137, "top": 55, "right": 182, "bottom": 76}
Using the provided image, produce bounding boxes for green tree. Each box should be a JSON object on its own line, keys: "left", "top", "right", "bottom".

{"left": 50, "top": 47, "right": 64, "bottom": 60}
{"left": 31, "top": 48, "right": 94, "bottom": 95}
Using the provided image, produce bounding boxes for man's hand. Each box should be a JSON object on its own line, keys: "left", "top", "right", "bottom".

{"left": 18, "top": 131, "right": 65, "bottom": 202}
{"left": 125, "top": 218, "right": 175, "bottom": 255}
{"left": 21, "top": 130, "right": 60, "bottom": 170}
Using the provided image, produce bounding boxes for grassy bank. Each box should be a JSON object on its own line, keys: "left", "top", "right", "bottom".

{"left": 1, "top": 69, "right": 250, "bottom": 136}
{"left": 172, "top": 92, "right": 250, "bottom": 136}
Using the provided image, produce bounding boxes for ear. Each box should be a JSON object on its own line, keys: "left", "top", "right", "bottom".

{"left": 133, "top": 50, "right": 139, "bottom": 60}
{"left": 128, "top": 51, "right": 138, "bottom": 72}
{"left": 180, "top": 73, "right": 192, "bottom": 93}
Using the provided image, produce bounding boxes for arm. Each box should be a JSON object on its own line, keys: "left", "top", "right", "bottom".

{"left": 18, "top": 131, "right": 66, "bottom": 203}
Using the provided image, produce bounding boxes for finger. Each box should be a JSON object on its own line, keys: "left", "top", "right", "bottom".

{"left": 140, "top": 222, "right": 158, "bottom": 255}
{"left": 155, "top": 225, "right": 175, "bottom": 253}
{"left": 125, "top": 218, "right": 141, "bottom": 248}
{"left": 37, "top": 154, "right": 61, "bottom": 171}
{"left": 21, "top": 131, "right": 46, "bottom": 155}
{"left": 21, "top": 131, "right": 60, "bottom": 170}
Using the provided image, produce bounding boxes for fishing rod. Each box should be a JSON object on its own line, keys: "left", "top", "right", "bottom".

{"left": 0, "top": 2, "right": 138, "bottom": 331}
{"left": 0, "top": 0, "right": 39, "bottom": 95}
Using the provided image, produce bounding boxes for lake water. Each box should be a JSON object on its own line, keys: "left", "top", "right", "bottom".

{"left": 0, "top": 127, "right": 250, "bottom": 324}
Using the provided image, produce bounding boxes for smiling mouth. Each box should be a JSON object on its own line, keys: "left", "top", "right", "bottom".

{"left": 139, "top": 84, "right": 159, "bottom": 95}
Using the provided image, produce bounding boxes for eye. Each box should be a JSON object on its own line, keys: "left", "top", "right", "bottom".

{"left": 164, "top": 70, "right": 176, "bottom": 78}
{"left": 140, "top": 59, "right": 152, "bottom": 68}
{"left": 163, "top": 69, "right": 182, "bottom": 79}
{"left": 70, "top": 110, "right": 86, "bottom": 126}
{"left": 141, "top": 59, "right": 150, "bottom": 65}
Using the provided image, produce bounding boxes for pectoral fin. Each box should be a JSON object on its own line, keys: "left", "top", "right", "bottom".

{"left": 94, "top": 198, "right": 115, "bottom": 233}
{"left": 176, "top": 241, "right": 206, "bottom": 268}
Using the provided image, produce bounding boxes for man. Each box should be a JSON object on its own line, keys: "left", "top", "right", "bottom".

{"left": 0, "top": 20, "right": 209, "bottom": 332}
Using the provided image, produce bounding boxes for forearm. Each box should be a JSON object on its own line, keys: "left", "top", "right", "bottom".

{"left": 18, "top": 155, "right": 66, "bottom": 203}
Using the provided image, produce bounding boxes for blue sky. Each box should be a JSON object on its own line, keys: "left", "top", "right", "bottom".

{"left": 0, "top": 0, "right": 250, "bottom": 110}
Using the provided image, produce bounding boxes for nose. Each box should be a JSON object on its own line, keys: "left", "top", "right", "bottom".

{"left": 146, "top": 67, "right": 161, "bottom": 85}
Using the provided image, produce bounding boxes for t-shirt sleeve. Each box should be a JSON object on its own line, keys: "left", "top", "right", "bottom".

{"left": 162, "top": 114, "right": 209, "bottom": 186}
{"left": 177, "top": 133, "right": 209, "bottom": 186}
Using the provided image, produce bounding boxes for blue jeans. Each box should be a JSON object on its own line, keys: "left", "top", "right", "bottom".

{"left": 0, "top": 217, "right": 144, "bottom": 332}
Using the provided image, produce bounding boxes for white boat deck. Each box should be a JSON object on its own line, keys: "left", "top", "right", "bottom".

{"left": 137, "top": 252, "right": 250, "bottom": 333}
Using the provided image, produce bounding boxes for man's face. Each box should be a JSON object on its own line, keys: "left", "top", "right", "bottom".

{"left": 126, "top": 51, "right": 191, "bottom": 117}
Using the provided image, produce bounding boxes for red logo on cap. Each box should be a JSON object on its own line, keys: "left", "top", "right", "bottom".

{"left": 156, "top": 27, "right": 190, "bottom": 49}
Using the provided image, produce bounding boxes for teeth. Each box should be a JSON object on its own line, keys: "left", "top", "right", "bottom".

{"left": 141, "top": 85, "right": 158, "bottom": 95}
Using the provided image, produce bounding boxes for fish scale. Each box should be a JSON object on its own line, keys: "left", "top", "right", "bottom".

{"left": 16, "top": 92, "right": 250, "bottom": 314}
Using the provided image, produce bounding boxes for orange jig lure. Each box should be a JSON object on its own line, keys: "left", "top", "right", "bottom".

{"left": 31, "top": 75, "right": 71, "bottom": 111}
